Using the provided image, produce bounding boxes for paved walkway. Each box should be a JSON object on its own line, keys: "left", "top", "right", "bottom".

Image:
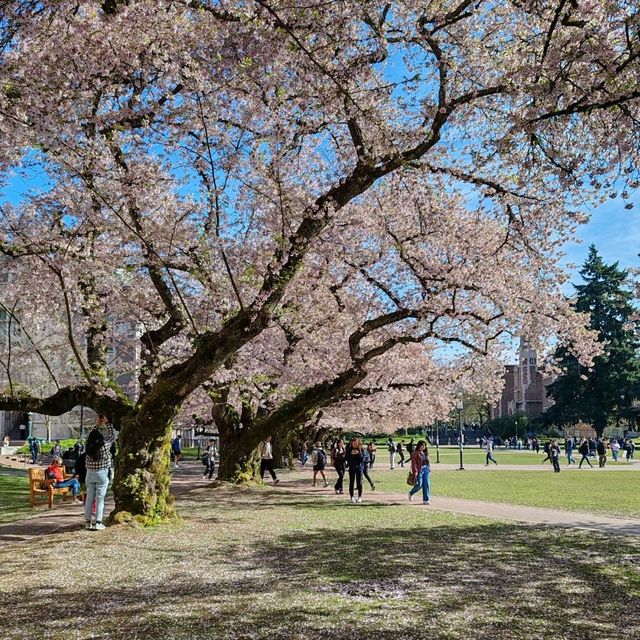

{"left": 2, "top": 458, "right": 639, "bottom": 547}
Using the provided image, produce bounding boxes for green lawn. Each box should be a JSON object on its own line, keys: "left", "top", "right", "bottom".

{"left": 375, "top": 467, "right": 640, "bottom": 517}
{"left": 0, "top": 485, "right": 638, "bottom": 639}
{"left": 0, "top": 472, "right": 33, "bottom": 524}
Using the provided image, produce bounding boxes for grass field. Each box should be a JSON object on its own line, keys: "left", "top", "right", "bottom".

{"left": 373, "top": 467, "right": 640, "bottom": 517}
{"left": 0, "top": 472, "right": 32, "bottom": 524}
{"left": 0, "top": 485, "right": 638, "bottom": 640}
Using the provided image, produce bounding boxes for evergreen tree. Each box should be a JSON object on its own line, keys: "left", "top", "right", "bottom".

{"left": 547, "top": 246, "right": 640, "bottom": 436}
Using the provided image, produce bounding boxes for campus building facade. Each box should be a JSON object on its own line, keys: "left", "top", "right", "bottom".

{"left": 491, "top": 340, "right": 555, "bottom": 419}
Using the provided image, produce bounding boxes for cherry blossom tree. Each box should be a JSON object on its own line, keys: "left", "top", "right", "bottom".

{"left": 1, "top": 0, "right": 639, "bottom": 522}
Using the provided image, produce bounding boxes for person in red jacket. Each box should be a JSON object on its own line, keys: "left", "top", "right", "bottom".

{"left": 45, "top": 457, "right": 82, "bottom": 503}
{"left": 407, "top": 441, "right": 431, "bottom": 505}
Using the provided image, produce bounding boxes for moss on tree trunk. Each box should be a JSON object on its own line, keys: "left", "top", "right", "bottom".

{"left": 111, "top": 408, "right": 178, "bottom": 525}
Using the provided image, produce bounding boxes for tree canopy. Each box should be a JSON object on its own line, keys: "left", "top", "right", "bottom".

{"left": 1, "top": 0, "right": 640, "bottom": 519}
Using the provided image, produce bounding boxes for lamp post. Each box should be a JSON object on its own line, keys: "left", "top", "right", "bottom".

{"left": 456, "top": 400, "right": 464, "bottom": 470}
{"left": 435, "top": 421, "right": 440, "bottom": 463}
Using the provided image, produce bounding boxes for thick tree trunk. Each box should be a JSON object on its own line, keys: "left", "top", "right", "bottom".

{"left": 111, "top": 406, "right": 178, "bottom": 525}
{"left": 271, "top": 436, "right": 295, "bottom": 469}
{"left": 217, "top": 420, "right": 260, "bottom": 482}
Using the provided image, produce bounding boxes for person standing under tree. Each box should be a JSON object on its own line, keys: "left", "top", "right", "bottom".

{"left": 345, "top": 438, "right": 366, "bottom": 503}
{"left": 361, "top": 446, "right": 376, "bottom": 491}
{"left": 84, "top": 414, "right": 117, "bottom": 531}
{"left": 367, "top": 441, "right": 377, "bottom": 468}
{"left": 333, "top": 439, "right": 346, "bottom": 494}
{"left": 387, "top": 437, "right": 396, "bottom": 469}
{"left": 259, "top": 436, "right": 280, "bottom": 485}
{"left": 171, "top": 434, "right": 182, "bottom": 468}
{"left": 408, "top": 440, "right": 431, "bottom": 505}
{"left": 202, "top": 441, "right": 217, "bottom": 480}
{"left": 311, "top": 442, "right": 328, "bottom": 487}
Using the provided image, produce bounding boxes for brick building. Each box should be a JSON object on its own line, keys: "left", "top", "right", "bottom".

{"left": 491, "top": 340, "right": 555, "bottom": 419}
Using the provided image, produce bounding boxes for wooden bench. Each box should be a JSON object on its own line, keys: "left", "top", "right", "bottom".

{"left": 28, "top": 468, "right": 75, "bottom": 508}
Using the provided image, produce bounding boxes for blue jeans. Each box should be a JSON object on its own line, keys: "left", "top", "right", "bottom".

{"left": 54, "top": 478, "right": 81, "bottom": 496}
{"left": 409, "top": 466, "right": 430, "bottom": 501}
{"left": 85, "top": 469, "right": 110, "bottom": 523}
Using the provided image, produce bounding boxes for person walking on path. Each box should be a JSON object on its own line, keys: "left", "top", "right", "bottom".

{"left": 300, "top": 442, "right": 308, "bottom": 467}
{"left": 408, "top": 440, "right": 431, "bottom": 505}
{"left": 171, "top": 434, "right": 182, "bottom": 468}
{"left": 202, "top": 441, "right": 217, "bottom": 480}
{"left": 578, "top": 438, "right": 593, "bottom": 468}
{"left": 259, "top": 436, "right": 280, "bottom": 485}
{"left": 333, "top": 439, "right": 346, "bottom": 494}
{"left": 396, "top": 441, "right": 406, "bottom": 468}
{"left": 361, "top": 447, "right": 376, "bottom": 491}
{"left": 311, "top": 442, "right": 329, "bottom": 487}
{"left": 345, "top": 437, "right": 366, "bottom": 503}
{"left": 407, "top": 438, "right": 415, "bottom": 457}
{"left": 485, "top": 438, "right": 498, "bottom": 466}
{"left": 597, "top": 438, "right": 607, "bottom": 468}
{"left": 84, "top": 414, "right": 117, "bottom": 531}
{"left": 550, "top": 440, "right": 561, "bottom": 473}
{"left": 367, "top": 441, "right": 376, "bottom": 468}
{"left": 45, "top": 457, "right": 83, "bottom": 502}
{"left": 565, "top": 437, "right": 575, "bottom": 465}
{"left": 387, "top": 437, "right": 396, "bottom": 469}
{"left": 541, "top": 441, "right": 551, "bottom": 464}
{"left": 611, "top": 438, "right": 620, "bottom": 462}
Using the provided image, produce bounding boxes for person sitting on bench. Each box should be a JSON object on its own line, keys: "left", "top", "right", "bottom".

{"left": 45, "top": 457, "right": 83, "bottom": 504}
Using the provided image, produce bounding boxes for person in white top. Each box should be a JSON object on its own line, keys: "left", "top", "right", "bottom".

{"left": 485, "top": 439, "right": 498, "bottom": 466}
{"left": 611, "top": 439, "right": 621, "bottom": 462}
{"left": 260, "top": 436, "right": 280, "bottom": 485}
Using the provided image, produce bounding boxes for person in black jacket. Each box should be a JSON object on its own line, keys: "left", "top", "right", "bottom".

{"left": 333, "top": 439, "right": 346, "bottom": 494}
{"left": 597, "top": 438, "right": 607, "bottom": 468}
{"left": 345, "top": 438, "right": 366, "bottom": 503}
{"left": 578, "top": 438, "right": 593, "bottom": 468}
{"left": 549, "top": 440, "right": 561, "bottom": 473}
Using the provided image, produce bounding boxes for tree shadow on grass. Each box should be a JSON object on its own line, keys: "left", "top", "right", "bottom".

{"left": 3, "top": 483, "right": 640, "bottom": 640}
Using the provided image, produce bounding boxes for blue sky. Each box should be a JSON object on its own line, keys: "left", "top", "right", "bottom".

{"left": 562, "top": 193, "right": 640, "bottom": 289}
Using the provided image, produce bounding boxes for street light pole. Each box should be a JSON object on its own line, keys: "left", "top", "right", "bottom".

{"left": 456, "top": 400, "right": 464, "bottom": 470}
{"left": 435, "top": 421, "right": 440, "bottom": 463}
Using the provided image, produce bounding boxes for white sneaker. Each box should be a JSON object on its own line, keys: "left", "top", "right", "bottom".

{"left": 94, "top": 522, "right": 106, "bottom": 531}
{"left": 423, "top": 500, "right": 430, "bottom": 505}
{"left": 408, "top": 491, "right": 414, "bottom": 501}
{"left": 356, "top": 497, "right": 362, "bottom": 503}
{"left": 351, "top": 497, "right": 356, "bottom": 503}
{"left": 84, "top": 521, "right": 92, "bottom": 530}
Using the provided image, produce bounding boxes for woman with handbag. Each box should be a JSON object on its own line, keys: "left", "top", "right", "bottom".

{"left": 408, "top": 440, "right": 431, "bottom": 505}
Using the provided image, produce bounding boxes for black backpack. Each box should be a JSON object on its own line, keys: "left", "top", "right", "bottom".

{"left": 85, "top": 428, "right": 105, "bottom": 459}
{"left": 316, "top": 449, "right": 326, "bottom": 465}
